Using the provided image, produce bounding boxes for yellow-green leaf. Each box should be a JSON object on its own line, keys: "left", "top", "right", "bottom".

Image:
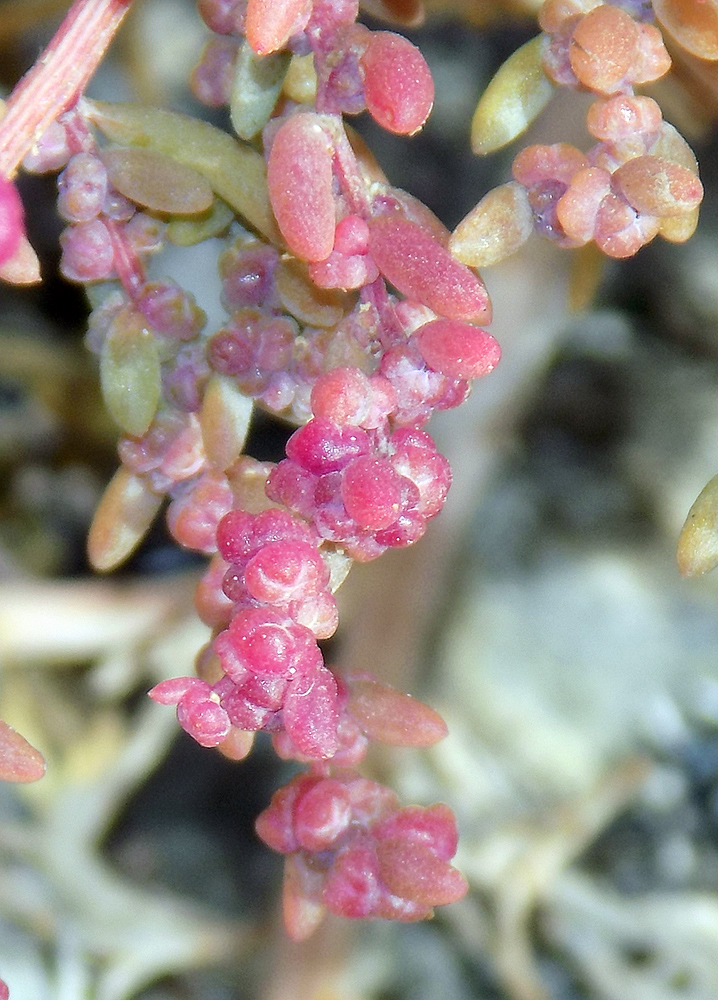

{"left": 274, "top": 257, "right": 349, "bottom": 327}
{"left": 84, "top": 99, "right": 281, "bottom": 244}
{"left": 230, "top": 42, "right": 290, "bottom": 141}
{"left": 167, "top": 198, "right": 235, "bottom": 246}
{"left": 200, "top": 374, "right": 254, "bottom": 471}
{"left": 471, "top": 36, "right": 555, "bottom": 156}
{"left": 100, "top": 308, "right": 161, "bottom": 436}
{"left": 450, "top": 181, "right": 533, "bottom": 267}
{"left": 87, "top": 467, "right": 163, "bottom": 572}
{"left": 102, "top": 147, "right": 214, "bottom": 215}
{"left": 677, "top": 473, "right": 718, "bottom": 577}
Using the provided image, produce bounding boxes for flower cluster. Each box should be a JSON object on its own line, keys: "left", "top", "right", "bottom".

{"left": 256, "top": 772, "right": 467, "bottom": 938}
{"left": 23, "top": 109, "right": 168, "bottom": 287}
{"left": 68, "top": 0, "right": 506, "bottom": 932}
{"left": 452, "top": 0, "right": 704, "bottom": 267}
{"left": 195, "top": 0, "right": 434, "bottom": 136}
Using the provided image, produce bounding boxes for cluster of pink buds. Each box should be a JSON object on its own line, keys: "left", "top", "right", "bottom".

{"left": 196, "top": 0, "right": 434, "bottom": 136}
{"left": 119, "top": 0, "right": 505, "bottom": 933}
{"left": 453, "top": 0, "right": 704, "bottom": 267}
{"left": 256, "top": 773, "right": 467, "bottom": 937}
{"left": 23, "top": 109, "right": 167, "bottom": 286}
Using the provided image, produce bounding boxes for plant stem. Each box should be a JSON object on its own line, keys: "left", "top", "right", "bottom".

{"left": 0, "top": 0, "right": 134, "bottom": 178}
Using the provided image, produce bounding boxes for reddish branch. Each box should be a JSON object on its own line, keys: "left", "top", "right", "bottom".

{"left": 0, "top": 0, "right": 134, "bottom": 178}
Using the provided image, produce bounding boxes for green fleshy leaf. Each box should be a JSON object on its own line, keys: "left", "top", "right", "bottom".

{"left": 471, "top": 36, "right": 555, "bottom": 156}
{"left": 100, "top": 308, "right": 161, "bottom": 437}
{"left": 166, "top": 198, "right": 235, "bottom": 246}
{"left": 84, "top": 99, "right": 281, "bottom": 244}
{"left": 231, "top": 42, "right": 290, "bottom": 141}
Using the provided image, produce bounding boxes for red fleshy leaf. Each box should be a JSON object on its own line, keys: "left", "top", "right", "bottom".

{"left": 345, "top": 676, "right": 448, "bottom": 746}
{"left": 0, "top": 720, "right": 45, "bottom": 783}
{"left": 368, "top": 215, "right": 492, "bottom": 324}
{"left": 413, "top": 318, "right": 501, "bottom": 381}
{"left": 376, "top": 837, "right": 468, "bottom": 907}
{"left": 267, "top": 114, "right": 336, "bottom": 262}
{"left": 283, "top": 663, "right": 340, "bottom": 759}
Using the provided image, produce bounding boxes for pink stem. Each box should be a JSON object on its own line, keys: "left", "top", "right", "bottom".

{"left": 0, "top": 0, "right": 133, "bottom": 178}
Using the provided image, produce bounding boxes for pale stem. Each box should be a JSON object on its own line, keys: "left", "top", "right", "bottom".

{"left": 0, "top": 0, "right": 134, "bottom": 178}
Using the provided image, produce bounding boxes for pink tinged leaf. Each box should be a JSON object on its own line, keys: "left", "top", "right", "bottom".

{"left": 375, "top": 838, "right": 468, "bottom": 907}
{"left": 512, "top": 143, "right": 587, "bottom": 187}
{"left": 568, "top": 5, "right": 639, "bottom": 94}
{"left": 167, "top": 472, "right": 235, "bottom": 553}
{"left": 282, "top": 854, "right": 327, "bottom": 941}
{"left": 213, "top": 629, "right": 253, "bottom": 685}
{"left": 256, "top": 773, "right": 316, "bottom": 853}
{"left": 367, "top": 215, "right": 492, "bottom": 324}
{"left": 311, "top": 366, "right": 372, "bottom": 425}
{"left": 345, "top": 677, "right": 448, "bottom": 747}
{"left": 613, "top": 155, "right": 703, "bottom": 218}
{"left": 226, "top": 607, "right": 317, "bottom": 678}
{"left": 244, "top": 540, "right": 329, "bottom": 604}
{"left": 240, "top": 673, "right": 288, "bottom": 711}
{"left": 286, "top": 418, "right": 371, "bottom": 474}
{"left": 284, "top": 664, "right": 340, "bottom": 759}
{"left": 177, "top": 698, "right": 231, "bottom": 747}
{"left": 267, "top": 113, "right": 336, "bottom": 261}
{"left": 148, "top": 676, "right": 208, "bottom": 705}
{"left": 586, "top": 95, "right": 663, "bottom": 142}
{"left": 0, "top": 720, "right": 45, "bottom": 783}
{"left": 630, "top": 22, "right": 672, "bottom": 83}
{"left": 0, "top": 176, "right": 24, "bottom": 266}
{"left": 360, "top": 32, "right": 434, "bottom": 135}
{"left": 220, "top": 688, "right": 275, "bottom": 730}
{"left": 346, "top": 776, "right": 400, "bottom": 826}
{"left": 413, "top": 319, "right": 501, "bottom": 381}
{"left": 308, "top": 250, "right": 379, "bottom": 290}
{"left": 246, "top": 0, "right": 312, "bottom": 56}
{"left": 594, "top": 192, "right": 659, "bottom": 258}
{"left": 0, "top": 976, "right": 8, "bottom": 1000}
